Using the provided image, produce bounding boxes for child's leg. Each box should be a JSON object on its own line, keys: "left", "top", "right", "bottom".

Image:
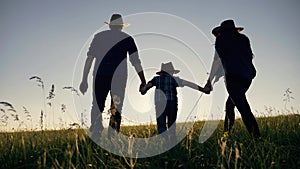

{"left": 167, "top": 101, "right": 178, "bottom": 140}
{"left": 155, "top": 103, "right": 167, "bottom": 134}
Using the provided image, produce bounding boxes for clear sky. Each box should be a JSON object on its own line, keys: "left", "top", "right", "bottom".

{"left": 1, "top": 0, "right": 299, "bottom": 130}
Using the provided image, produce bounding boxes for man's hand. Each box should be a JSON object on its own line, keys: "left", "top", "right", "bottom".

{"left": 80, "top": 80, "right": 88, "bottom": 95}
{"left": 139, "top": 83, "right": 146, "bottom": 95}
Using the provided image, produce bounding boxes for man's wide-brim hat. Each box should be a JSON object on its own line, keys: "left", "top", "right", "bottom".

{"left": 156, "top": 62, "right": 180, "bottom": 75}
{"left": 212, "top": 19, "right": 244, "bottom": 34}
{"left": 104, "top": 14, "right": 130, "bottom": 27}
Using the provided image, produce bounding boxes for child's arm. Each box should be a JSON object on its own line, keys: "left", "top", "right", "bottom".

{"left": 181, "top": 79, "right": 211, "bottom": 94}
{"left": 140, "top": 82, "right": 154, "bottom": 95}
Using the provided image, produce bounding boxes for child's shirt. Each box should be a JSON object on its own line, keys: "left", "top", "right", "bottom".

{"left": 149, "top": 73, "right": 184, "bottom": 103}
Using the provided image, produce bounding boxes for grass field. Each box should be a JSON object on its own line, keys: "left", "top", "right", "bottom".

{"left": 0, "top": 114, "right": 299, "bottom": 169}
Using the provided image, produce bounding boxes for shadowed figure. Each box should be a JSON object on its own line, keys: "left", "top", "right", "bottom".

{"left": 208, "top": 26, "right": 242, "bottom": 135}
{"left": 140, "top": 62, "right": 211, "bottom": 143}
{"left": 79, "top": 14, "right": 146, "bottom": 139}
{"left": 205, "top": 19, "right": 260, "bottom": 139}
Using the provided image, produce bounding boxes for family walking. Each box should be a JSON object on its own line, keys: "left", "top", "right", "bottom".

{"left": 79, "top": 14, "right": 261, "bottom": 141}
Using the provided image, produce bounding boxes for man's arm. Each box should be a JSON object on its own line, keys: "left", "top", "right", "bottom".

{"left": 79, "top": 55, "right": 94, "bottom": 95}
{"left": 130, "top": 52, "right": 146, "bottom": 91}
{"left": 127, "top": 37, "right": 146, "bottom": 87}
{"left": 132, "top": 60, "right": 146, "bottom": 85}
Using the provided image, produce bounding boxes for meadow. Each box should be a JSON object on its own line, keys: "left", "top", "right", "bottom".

{"left": 0, "top": 110, "right": 299, "bottom": 169}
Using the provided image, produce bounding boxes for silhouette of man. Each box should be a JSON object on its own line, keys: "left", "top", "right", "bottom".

{"left": 79, "top": 14, "right": 146, "bottom": 138}
{"left": 205, "top": 20, "right": 260, "bottom": 139}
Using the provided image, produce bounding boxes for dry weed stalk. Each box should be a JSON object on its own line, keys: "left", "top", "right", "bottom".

{"left": 29, "top": 76, "right": 46, "bottom": 130}
{"left": 123, "top": 134, "right": 138, "bottom": 169}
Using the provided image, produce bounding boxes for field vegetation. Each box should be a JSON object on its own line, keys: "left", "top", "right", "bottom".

{"left": 0, "top": 112, "right": 299, "bottom": 169}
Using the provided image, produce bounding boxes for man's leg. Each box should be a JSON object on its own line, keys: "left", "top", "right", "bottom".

{"left": 108, "top": 99, "right": 122, "bottom": 138}
{"left": 110, "top": 75, "right": 126, "bottom": 133}
{"left": 225, "top": 75, "right": 260, "bottom": 138}
{"left": 90, "top": 101, "right": 104, "bottom": 134}
{"left": 91, "top": 76, "right": 111, "bottom": 137}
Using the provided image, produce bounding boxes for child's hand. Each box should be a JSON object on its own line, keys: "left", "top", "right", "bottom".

{"left": 203, "top": 80, "right": 212, "bottom": 94}
{"left": 139, "top": 82, "right": 153, "bottom": 95}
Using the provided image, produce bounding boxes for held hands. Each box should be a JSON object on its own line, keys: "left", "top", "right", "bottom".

{"left": 202, "top": 80, "right": 213, "bottom": 94}
{"left": 139, "top": 82, "right": 147, "bottom": 95}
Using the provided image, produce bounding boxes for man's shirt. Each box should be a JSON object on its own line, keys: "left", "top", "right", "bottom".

{"left": 87, "top": 29, "right": 141, "bottom": 77}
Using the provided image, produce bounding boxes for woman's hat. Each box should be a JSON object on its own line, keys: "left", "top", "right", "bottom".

{"left": 212, "top": 19, "right": 244, "bottom": 33}
{"left": 212, "top": 27, "right": 222, "bottom": 36}
{"left": 156, "top": 62, "right": 180, "bottom": 75}
{"left": 104, "top": 14, "right": 130, "bottom": 27}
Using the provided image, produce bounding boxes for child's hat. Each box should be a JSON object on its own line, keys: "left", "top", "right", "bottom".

{"left": 156, "top": 62, "right": 180, "bottom": 75}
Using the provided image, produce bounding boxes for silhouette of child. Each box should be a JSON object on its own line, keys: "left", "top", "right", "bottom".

{"left": 140, "top": 62, "right": 211, "bottom": 141}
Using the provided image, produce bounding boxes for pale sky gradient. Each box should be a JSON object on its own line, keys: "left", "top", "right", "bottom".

{"left": 1, "top": 0, "right": 299, "bottom": 130}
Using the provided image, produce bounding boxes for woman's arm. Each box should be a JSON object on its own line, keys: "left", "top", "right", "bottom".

{"left": 208, "top": 51, "right": 224, "bottom": 84}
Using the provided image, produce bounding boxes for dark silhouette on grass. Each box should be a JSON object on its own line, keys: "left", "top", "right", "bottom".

{"left": 205, "top": 19, "right": 260, "bottom": 139}
{"left": 79, "top": 14, "right": 146, "bottom": 139}
{"left": 140, "top": 62, "right": 211, "bottom": 142}
{"left": 207, "top": 26, "right": 242, "bottom": 136}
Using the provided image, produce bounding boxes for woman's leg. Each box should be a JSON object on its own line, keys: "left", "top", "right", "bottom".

{"left": 224, "top": 96, "right": 235, "bottom": 133}
{"left": 225, "top": 75, "right": 260, "bottom": 138}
